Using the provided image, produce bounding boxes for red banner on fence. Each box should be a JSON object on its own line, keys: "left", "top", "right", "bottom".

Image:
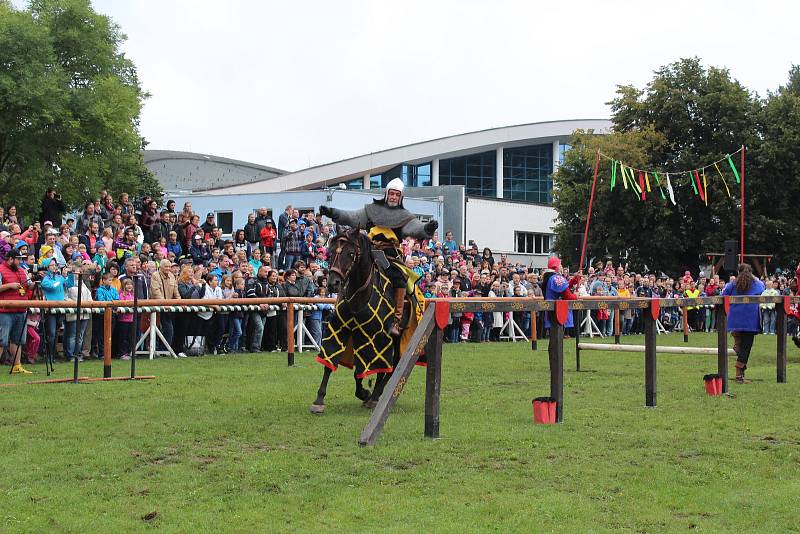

{"left": 435, "top": 301, "right": 450, "bottom": 330}
{"left": 650, "top": 299, "right": 660, "bottom": 321}
{"left": 555, "top": 300, "right": 569, "bottom": 326}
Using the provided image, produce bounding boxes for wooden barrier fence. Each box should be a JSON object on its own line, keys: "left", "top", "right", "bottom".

{"left": 360, "top": 294, "right": 797, "bottom": 445}
{"left": 2, "top": 294, "right": 797, "bottom": 445}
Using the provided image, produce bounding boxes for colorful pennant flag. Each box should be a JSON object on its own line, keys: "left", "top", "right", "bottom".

{"left": 713, "top": 162, "right": 731, "bottom": 197}
{"left": 694, "top": 170, "right": 705, "bottom": 203}
{"left": 727, "top": 156, "right": 741, "bottom": 183}
{"left": 638, "top": 171, "right": 646, "bottom": 201}
{"left": 666, "top": 173, "right": 676, "bottom": 205}
{"left": 610, "top": 160, "right": 617, "bottom": 191}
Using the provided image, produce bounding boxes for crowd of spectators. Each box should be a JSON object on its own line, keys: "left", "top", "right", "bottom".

{"left": 1, "top": 189, "right": 799, "bottom": 373}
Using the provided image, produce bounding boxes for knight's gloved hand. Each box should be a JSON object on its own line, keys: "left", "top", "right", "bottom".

{"left": 424, "top": 220, "right": 438, "bottom": 236}
{"left": 319, "top": 205, "right": 333, "bottom": 218}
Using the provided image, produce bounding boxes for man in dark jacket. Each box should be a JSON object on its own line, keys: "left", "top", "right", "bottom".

{"left": 277, "top": 205, "right": 292, "bottom": 269}
{"left": 150, "top": 211, "right": 171, "bottom": 244}
{"left": 200, "top": 213, "right": 216, "bottom": 235}
{"left": 244, "top": 213, "right": 260, "bottom": 247}
{"left": 40, "top": 188, "right": 66, "bottom": 225}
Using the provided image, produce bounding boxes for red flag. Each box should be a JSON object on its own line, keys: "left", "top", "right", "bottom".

{"left": 435, "top": 301, "right": 450, "bottom": 330}
{"left": 555, "top": 300, "right": 569, "bottom": 326}
{"left": 694, "top": 170, "right": 705, "bottom": 203}
{"left": 639, "top": 171, "right": 646, "bottom": 201}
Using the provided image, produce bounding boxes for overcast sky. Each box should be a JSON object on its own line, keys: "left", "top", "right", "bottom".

{"left": 55, "top": 1, "right": 800, "bottom": 170}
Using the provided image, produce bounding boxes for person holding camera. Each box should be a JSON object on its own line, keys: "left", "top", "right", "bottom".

{"left": 40, "top": 257, "right": 67, "bottom": 360}
{"left": 40, "top": 187, "right": 66, "bottom": 226}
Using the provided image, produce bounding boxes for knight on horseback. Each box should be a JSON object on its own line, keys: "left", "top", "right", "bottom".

{"left": 319, "top": 178, "right": 438, "bottom": 337}
{"left": 309, "top": 179, "right": 438, "bottom": 413}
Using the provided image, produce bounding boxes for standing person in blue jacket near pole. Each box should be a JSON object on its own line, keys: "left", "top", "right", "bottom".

{"left": 40, "top": 259, "right": 66, "bottom": 359}
{"left": 723, "top": 263, "right": 765, "bottom": 384}
{"left": 541, "top": 256, "right": 579, "bottom": 336}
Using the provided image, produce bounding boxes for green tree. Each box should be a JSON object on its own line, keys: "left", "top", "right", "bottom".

{"left": 0, "top": 0, "right": 160, "bottom": 220}
{"left": 554, "top": 58, "right": 799, "bottom": 274}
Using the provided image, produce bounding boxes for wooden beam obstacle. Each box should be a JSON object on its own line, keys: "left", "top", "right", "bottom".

{"left": 577, "top": 343, "right": 736, "bottom": 355}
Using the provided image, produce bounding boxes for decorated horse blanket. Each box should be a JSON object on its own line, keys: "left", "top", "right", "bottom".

{"left": 316, "top": 268, "right": 426, "bottom": 379}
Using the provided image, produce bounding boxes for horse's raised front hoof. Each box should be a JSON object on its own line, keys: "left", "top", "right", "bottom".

{"left": 362, "top": 400, "right": 378, "bottom": 410}
{"left": 309, "top": 404, "right": 326, "bottom": 414}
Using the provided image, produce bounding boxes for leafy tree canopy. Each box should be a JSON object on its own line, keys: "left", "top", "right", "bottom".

{"left": 0, "top": 0, "right": 161, "bottom": 217}
{"left": 553, "top": 58, "right": 800, "bottom": 275}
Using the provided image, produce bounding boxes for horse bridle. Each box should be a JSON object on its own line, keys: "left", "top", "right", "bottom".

{"left": 328, "top": 233, "right": 372, "bottom": 300}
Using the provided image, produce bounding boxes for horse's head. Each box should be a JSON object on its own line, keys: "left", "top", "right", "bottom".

{"left": 327, "top": 226, "right": 365, "bottom": 295}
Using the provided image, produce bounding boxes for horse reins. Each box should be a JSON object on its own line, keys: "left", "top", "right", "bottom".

{"left": 329, "top": 233, "right": 373, "bottom": 301}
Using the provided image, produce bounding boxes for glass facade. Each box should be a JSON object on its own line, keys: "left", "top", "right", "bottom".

{"left": 503, "top": 144, "right": 553, "bottom": 203}
{"left": 559, "top": 143, "right": 571, "bottom": 165}
{"left": 439, "top": 151, "right": 496, "bottom": 197}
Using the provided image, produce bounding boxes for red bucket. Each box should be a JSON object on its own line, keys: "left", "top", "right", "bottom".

{"left": 703, "top": 374, "right": 721, "bottom": 396}
{"left": 533, "top": 397, "right": 557, "bottom": 424}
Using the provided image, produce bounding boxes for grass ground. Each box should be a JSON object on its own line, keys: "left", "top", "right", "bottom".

{"left": 1, "top": 332, "right": 799, "bottom": 532}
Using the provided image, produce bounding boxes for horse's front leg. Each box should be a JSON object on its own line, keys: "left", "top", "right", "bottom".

{"left": 363, "top": 371, "right": 389, "bottom": 409}
{"left": 354, "top": 371, "right": 370, "bottom": 401}
{"left": 310, "top": 366, "right": 333, "bottom": 414}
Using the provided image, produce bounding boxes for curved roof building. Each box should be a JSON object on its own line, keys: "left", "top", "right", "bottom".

{"left": 162, "top": 119, "right": 611, "bottom": 267}
{"left": 144, "top": 150, "right": 288, "bottom": 192}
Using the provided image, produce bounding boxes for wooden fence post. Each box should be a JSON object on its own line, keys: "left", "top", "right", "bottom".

{"left": 548, "top": 311, "right": 564, "bottom": 422}
{"left": 716, "top": 304, "right": 728, "bottom": 393}
{"left": 359, "top": 305, "right": 436, "bottom": 446}
{"left": 614, "top": 300, "right": 621, "bottom": 344}
{"left": 424, "top": 323, "right": 444, "bottom": 439}
{"left": 530, "top": 311, "right": 537, "bottom": 351}
{"left": 286, "top": 304, "right": 295, "bottom": 366}
{"left": 682, "top": 305, "right": 689, "bottom": 343}
{"left": 103, "top": 308, "right": 113, "bottom": 378}
{"left": 776, "top": 300, "right": 787, "bottom": 383}
{"left": 644, "top": 307, "right": 657, "bottom": 407}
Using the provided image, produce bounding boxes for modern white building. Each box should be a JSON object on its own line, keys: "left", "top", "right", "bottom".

{"left": 153, "top": 119, "right": 611, "bottom": 267}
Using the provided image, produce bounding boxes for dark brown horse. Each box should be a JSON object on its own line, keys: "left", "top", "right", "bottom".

{"left": 310, "top": 227, "right": 401, "bottom": 413}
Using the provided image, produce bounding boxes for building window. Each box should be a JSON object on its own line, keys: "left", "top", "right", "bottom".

{"left": 515, "top": 232, "right": 551, "bottom": 254}
{"left": 216, "top": 211, "right": 233, "bottom": 235}
{"left": 439, "top": 151, "right": 496, "bottom": 197}
{"left": 413, "top": 163, "right": 431, "bottom": 187}
{"left": 559, "top": 143, "right": 572, "bottom": 165}
{"left": 503, "top": 144, "right": 553, "bottom": 203}
{"left": 370, "top": 174, "right": 382, "bottom": 188}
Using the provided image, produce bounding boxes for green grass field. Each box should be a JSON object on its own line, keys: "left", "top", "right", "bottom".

{"left": 1, "top": 332, "right": 799, "bottom": 532}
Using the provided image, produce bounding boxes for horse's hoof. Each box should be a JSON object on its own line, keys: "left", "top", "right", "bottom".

{"left": 355, "top": 390, "right": 371, "bottom": 402}
{"left": 309, "top": 404, "right": 326, "bottom": 414}
{"left": 362, "top": 400, "right": 377, "bottom": 410}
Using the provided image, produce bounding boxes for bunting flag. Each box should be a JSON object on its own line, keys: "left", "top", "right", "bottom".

{"left": 610, "top": 160, "right": 617, "bottom": 190}
{"left": 653, "top": 171, "right": 667, "bottom": 200}
{"left": 621, "top": 164, "right": 628, "bottom": 189}
{"left": 714, "top": 162, "right": 731, "bottom": 197}
{"left": 727, "top": 156, "right": 741, "bottom": 183}
{"left": 666, "top": 173, "right": 676, "bottom": 205}
{"left": 638, "top": 171, "right": 646, "bottom": 201}
{"left": 702, "top": 171, "right": 708, "bottom": 206}
{"left": 694, "top": 170, "right": 705, "bottom": 203}
{"left": 599, "top": 147, "right": 742, "bottom": 208}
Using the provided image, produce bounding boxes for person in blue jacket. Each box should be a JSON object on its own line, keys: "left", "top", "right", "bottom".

{"left": 722, "top": 263, "right": 765, "bottom": 383}
{"left": 39, "top": 258, "right": 66, "bottom": 359}
{"left": 542, "top": 256, "right": 579, "bottom": 334}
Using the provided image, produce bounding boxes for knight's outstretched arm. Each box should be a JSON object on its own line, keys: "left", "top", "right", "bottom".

{"left": 320, "top": 206, "right": 370, "bottom": 228}
{"left": 402, "top": 217, "right": 434, "bottom": 240}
